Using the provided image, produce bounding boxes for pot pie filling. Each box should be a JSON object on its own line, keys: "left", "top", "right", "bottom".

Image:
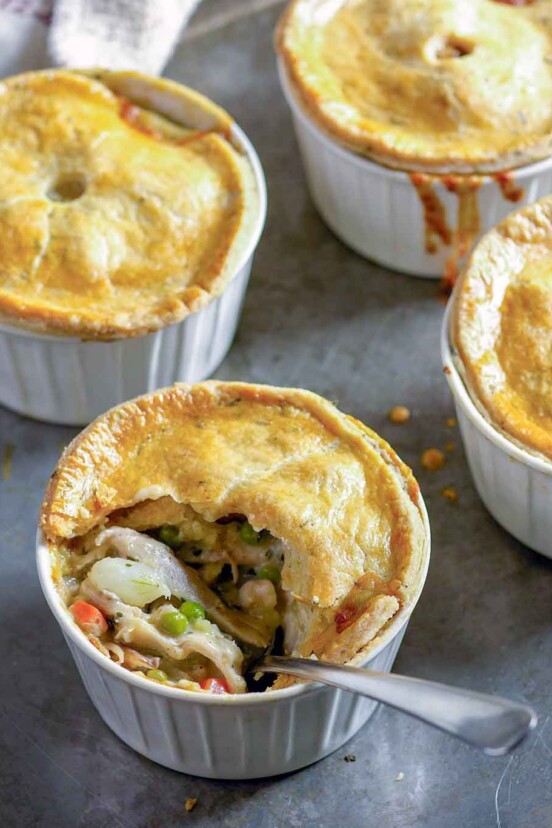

{"left": 0, "top": 69, "right": 258, "bottom": 339}
{"left": 60, "top": 509, "right": 285, "bottom": 694}
{"left": 452, "top": 196, "right": 552, "bottom": 462}
{"left": 41, "top": 383, "right": 428, "bottom": 695}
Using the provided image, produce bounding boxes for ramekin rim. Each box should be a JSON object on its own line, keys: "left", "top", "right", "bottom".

{"left": 441, "top": 299, "right": 552, "bottom": 476}
{"left": 277, "top": 57, "right": 552, "bottom": 183}
{"left": 36, "top": 497, "right": 430, "bottom": 706}
{"left": 0, "top": 119, "right": 267, "bottom": 344}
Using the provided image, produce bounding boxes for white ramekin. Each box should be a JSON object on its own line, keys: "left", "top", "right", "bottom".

{"left": 0, "top": 122, "right": 266, "bottom": 427}
{"left": 278, "top": 59, "right": 552, "bottom": 278}
{"left": 441, "top": 302, "right": 552, "bottom": 558}
{"left": 37, "top": 507, "right": 430, "bottom": 779}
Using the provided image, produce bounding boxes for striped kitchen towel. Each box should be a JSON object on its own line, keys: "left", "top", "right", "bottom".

{"left": 0, "top": 0, "right": 202, "bottom": 76}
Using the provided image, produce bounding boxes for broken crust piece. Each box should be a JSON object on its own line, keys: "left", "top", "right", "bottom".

{"left": 272, "top": 594, "right": 399, "bottom": 690}
{"left": 41, "top": 381, "right": 429, "bottom": 692}
{"left": 311, "top": 594, "right": 400, "bottom": 662}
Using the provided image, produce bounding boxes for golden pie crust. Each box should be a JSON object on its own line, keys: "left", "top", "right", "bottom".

{"left": 277, "top": 0, "right": 552, "bottom": 173}
{"left": 0, "top": 70, "right": 259, "bottom": 340}
{"left": 41, "top": 382, "right": 429, "bottom": 671}
{"left": 452, "top": 196, "right": 552, "bottom": 462}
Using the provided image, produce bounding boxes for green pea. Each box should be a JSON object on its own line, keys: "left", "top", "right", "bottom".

{"left": 257, "top": 565, "right": 281, "bottom": 584}
{"left": 147, "top": 669, "right": 168, "bottom": 682}
{"left": 160, "top": 610, "right": 188, "bottom": 636}
{"left": 158, "top": 525, "right": 182, "bottom": 549}
{"left": 239, "top": 520, "right": 264, "bottom": 545}
{"left": 180, "top": 600, "right": 206, "bottom": 621}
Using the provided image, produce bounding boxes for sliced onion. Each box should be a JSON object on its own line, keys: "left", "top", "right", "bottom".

{"left": 88, "top": 557, "right": 170, "bottom": 607}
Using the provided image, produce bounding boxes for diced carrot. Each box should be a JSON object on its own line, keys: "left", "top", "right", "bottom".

{"left": 70, "top": 600, "right": 108, "bottom": 637}
{"left": 199, "top": 678, "right": 230, "bottom": 694}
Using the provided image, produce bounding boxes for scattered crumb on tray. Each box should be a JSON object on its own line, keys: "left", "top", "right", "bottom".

{"left": 184, "top": 798, "right": 198, "bottom": 812}
{"left": 441, "top": 486, "right": 458, "bottom": 503}
{"left": 444, "top": 442, "right": 455, "bottom": 452}
{"left": 344, "top": 754, "right": 356, "bottom": 763}
{"left": 446, "top": 417, "right": 457, "bottom": 428}
{"left": 395, "top": 772, "right": 404, "bottom": 782}
{"left": 388, "top": 405, "right": 410, "bottom": 424}
{"left": 2, "top": 444, "right": 14, "bottom": 480}
{"left": 421, "top": 448, "right": 446, "bottom": 471}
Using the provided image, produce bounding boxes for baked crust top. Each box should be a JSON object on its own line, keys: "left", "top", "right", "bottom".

{"left": 277, "top": 0, "right": 552, "bottom": 172}
{"left": 41, "top": 382, "right": 429, "bottom": 665}
{"left": 453, "top": 196, "right": 552, "bottom": 461}
{"left": 0, "top": 70, "right": 259, "bottom": 339}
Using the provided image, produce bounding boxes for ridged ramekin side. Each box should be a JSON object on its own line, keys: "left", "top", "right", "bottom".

{"left": 65, "top": 624, "right": 405, "bottom": 779}
{"left": 0, "top": 260, "right": 252, "bottom": 426}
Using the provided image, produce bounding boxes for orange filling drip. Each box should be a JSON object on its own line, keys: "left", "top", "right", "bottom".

{"left": 118, "top": 97, "right": 232, "bottom": 146}
{"left": 495, "top": 171, "right": 525, "bottom": 203}
{"left": 409, "top": 172, "right": 525, "bottom": 296}
{"left": 409, "top": 173, "right": 452, "bottom": 253}
{"left": 119, "top": 98, "right": 163, "bottom": 139}
{"left": 491, "top": 0, "right": 536, "bottom": 5}
{"left": 441, "top": 176, "right": 482, "bottom": 297}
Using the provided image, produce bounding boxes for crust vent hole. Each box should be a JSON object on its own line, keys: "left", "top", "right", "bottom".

{"left": 47, "top": 175, "right": 87, "bottom": 202}
{"left": 428, "top": 35, "right": 475, "bottom": 61}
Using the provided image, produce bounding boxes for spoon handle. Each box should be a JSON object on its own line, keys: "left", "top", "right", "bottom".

{"left": 258, "top": 655, "right": 537, "bottom": 755}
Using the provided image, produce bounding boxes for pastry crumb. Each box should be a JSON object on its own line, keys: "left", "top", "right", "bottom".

{"left": 441, "top": 486, "right": 458, "bottom": 503}
{"left": 395, "top": 772, "right": 404, "bottom": 781}
{"left": 446, "top": 417, "right": 457, "bottom": 428}
{"left": 388, "top": 405, "right": 410, "bottom": 424}
{"left": 184, "top": 798, "right": 198, "bottom": 812}
{"left": 2, "top": 443, "right": 14, "bottom": 480}
{"left": 421, "top": 448, "right": 446, "bottom": 471}
{"left": 312, "top": 595, "right": 320, "bottom": 605}
{"left": 444, "top": 442, "right": 455, "bottom": 453}
{"left": 344, "top": 754, "right": 356, "bottom": 763}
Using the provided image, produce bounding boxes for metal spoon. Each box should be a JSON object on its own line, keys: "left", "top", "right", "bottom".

{"left": 253, "top": 655, "right": 537, "bottom": 755}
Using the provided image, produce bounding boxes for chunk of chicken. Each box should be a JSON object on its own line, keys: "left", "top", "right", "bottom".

{"left": 79, "top": 581, "right": 245, "bottom": 693}
{"left": 117, "top": 609, "right": 245, "bottom": 693}
{"left": 120, "top": 646, "right": 161, "bottom": 672}
{"left": 239, "top": 579, "right": 277, "bottom": 611}
{"left": 95, "top": 527, "right": 272, "bottom": 649}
